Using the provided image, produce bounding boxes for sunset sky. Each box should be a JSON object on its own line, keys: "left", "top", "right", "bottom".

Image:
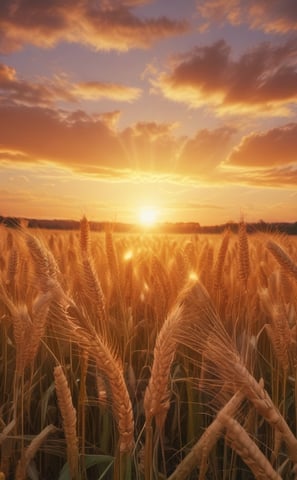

{"left": 1, "top": 0, "right": 297, "bottom": 225}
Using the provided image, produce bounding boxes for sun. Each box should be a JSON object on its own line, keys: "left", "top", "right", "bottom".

{"left": 138, "top": 206, "right": 158, "bottom": 227}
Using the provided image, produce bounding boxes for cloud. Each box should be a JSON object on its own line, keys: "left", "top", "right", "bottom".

{"left": 0, "top": 63, "right": 141, "bottom": 106}
{"left": 0, "top": 104, "right": 126, "bottom": 174}
{"left": 0, "top": 102, "right": 231, "bottom": 179}
{"left": 0, "top": 189, "right": 34, "bottom": 205}
{"left": 197, "top": 0, "right": 297, "bottom": 33}
{"left": 0, "top": 0, "right": 188, "bottom": 53}
{"left": 227, "top": 122, "right": 297, "bottom": 167}
{"left": 128, "top": 121, "right": 177, "bottom": 140}
{"left": 120, "top": 121, "right": 181, "bottom": 174}
{"left": 0, "top": 101, "right": 296, "bottom": 187}
{"left": 152, "top": 38, "right": 297, "bottom": 115}
{"left": 178, "top": 126, "right": 237, "bottom": 174}
{"left": 0, "top": 63, "right": 76, "bottom": 106}
{"left": 222, "top": 164, "right": 297, "bottom": 188}
{"left": 167, "top": 201, "right": 225, "bottom": 210}
{"left": 0, "top": 186, "right": 93, "bottom": 219}
{"left": 218, "top": 122, "right": 297, "bottom": 187}
{"left": 73, "top": 81, "right": 141, "bottom": 102}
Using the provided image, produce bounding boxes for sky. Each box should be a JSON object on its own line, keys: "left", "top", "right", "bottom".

{"left": 0, "top": 0, "right": 297, "bottom": 226}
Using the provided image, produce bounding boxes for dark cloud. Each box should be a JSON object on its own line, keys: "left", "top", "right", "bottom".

{"left": 0, "top": 0, "right": 188, "bottom": 53}
{"left": 153, "top": 38, "right": 297, "bottom": 114}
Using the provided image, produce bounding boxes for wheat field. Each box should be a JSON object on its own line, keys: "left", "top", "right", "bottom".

{"left": 0, "top": 219, "right": 297, "bottom": 479}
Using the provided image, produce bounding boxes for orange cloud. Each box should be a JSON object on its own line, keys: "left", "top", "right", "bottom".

{"left": 129, "top": 121, "right": 177, "bottom": 140}
{"left": 197, "top": 0, "right": 297, "bottom": 33}
{"left": 0, "top": 102, "right": 296, "bottom": 187}
{"left": 227, "top": 122, "right": 297, "bottom": 167}
{"left": 0, "top": 1, "right": 188, "bottom": 53}
{"left": 0, "top": 104, "right": 126, "bottom": 174}
{"left": 120, "top": 121, "right": 181, "bottom": 174}
{"left": 221, "top": 164, "right": 297, "bottom": 188}
{"left": 0, "top": 102, "right": 227, "bottom": 179}
{"left": 178, "top": 126, "right": 236, "bottom": 175}
{"left": 0, "top": 63, "right": 76, "bottom": 106}
{"left": 0, "top": 63, "right": 16, "bottom": 82}
{"left": 0, "top": 63, "right": 141, "bottom": 106}
{"left": 152, "top": 38, "right": 297, "bottom": 115}
{"left": 73, "top": 81, "right": 141, "bottom": 101}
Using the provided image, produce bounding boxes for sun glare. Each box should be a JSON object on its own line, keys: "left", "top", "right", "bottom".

{"left": 139, "top": 206, "right": 158, "bottom": 227}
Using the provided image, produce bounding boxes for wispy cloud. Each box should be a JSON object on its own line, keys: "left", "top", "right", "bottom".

{"left": 0, "top": 64, "right": 76, "bottom": 106}
{"left": 197, "top": 0, "right": 297, "bottom": 33}
{"left": 0, "top": 63, "right": 141, "bottom": 106}
{"left": 221, "top": 164, "right": 297, "bottom": 187}
{"left": 72, "top": 81, "right": 141, "bottom": 101}
{"left": 0, "top": 0, "right": 189, "bottom": 53}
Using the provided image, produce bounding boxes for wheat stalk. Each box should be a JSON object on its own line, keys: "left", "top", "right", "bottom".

{"left": 0, "top": 419, "right": 16, "bottom": 446}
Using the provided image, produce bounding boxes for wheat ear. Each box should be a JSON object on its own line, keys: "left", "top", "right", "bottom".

{"left": 10, "top": 293, "right": 52, "bottom": 375}
{"left": 105, "top": 226, "right": 120, "bottom": 280}
{"left": 167, "top": 390, "right": 245, "bottom": 480}
{"left": 15, "top": 424, "right": 56, "bottom": 480}
{"left": 54, "top": 365, "right": 79, "bottom": 479}
{"left": 213, "top": 229, "right": 230, "bottom": 291}
{"left": 174, "top": 281, "right": 297, "bottom": 466}
{"left": 6, "top": 248, "right": 18, "bottom": 287}
{"left": 64, "top": 320, "right": 134, "bottom": 453}
{"left": 26, "top": 233, "right": 65, "bottom": 304}
{"left": 80, "top": 215, "right": 90, "bottom": 256}
{"left": 238, "top": 221, "right": 250, "bottom": 287}
{"left": 11, "top": 304, "right": 29, "bottom": 376}
{"left": 233, "top": 363, "right": 297, "bottom": 464}
{"left": 143, "top": 304, "right": 183, "bottom": 431}
{"left": 260, "top": 287, "right": 291, "bottom": 372}
{"left": 81, "top": 257, "right": 107, "bottom": 334}
{"left": 27, "top": 292, "right": 52, "bottom": 365}
{"left": 222, "top": 413, "right": 281, "bottom": 479}
{"left": 267, "top": 240, "right": 297, "bottom": 282}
